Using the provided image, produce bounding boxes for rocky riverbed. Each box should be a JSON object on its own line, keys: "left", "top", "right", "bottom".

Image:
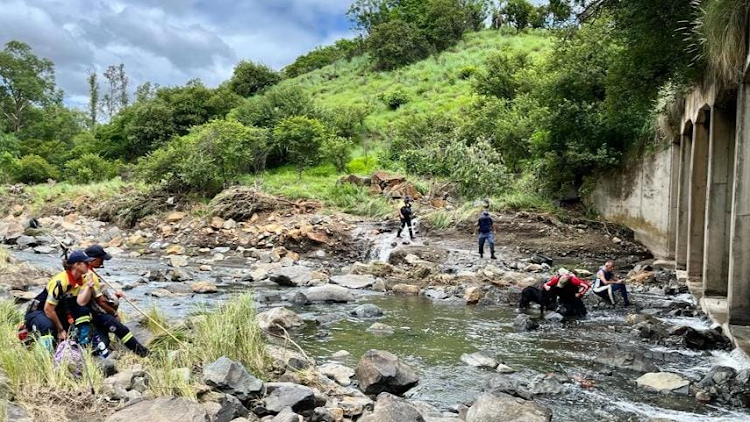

{"left": 2, "top": 203, "right": 750, "bottom": 421}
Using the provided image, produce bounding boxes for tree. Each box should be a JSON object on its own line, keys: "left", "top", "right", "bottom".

{"left": 347, "top": 0, "right": 391, "bottom": 34}
{"left": 0, "top": 41, "right": 59, "bottom": 132}
{"left": 229, "top": 60, "right": 281, "bottom": 97}
{"left": 273, "top": 116, "right": 326, "bottom": 179}
{"left": 502, "top": 0, "right": 534, "bottom": 31}
{"left": 12, "top": 154, "right": 59, "bottom": 184}
{"left": 321, "top": 135, "right": 354, "bottom": 173}
{"left": 548, "top": 0, "right": 573, "bottom": 26}
{"left": 367, "top": 19, "right": 430, "bottom": 70}
{"left": 474, "top": 52, "right": 527, "bottom": 99}
{"left": 122, "top": 100, "right": 175, "bottom": 158}
{"left": 230, "top": 84, "right": 316, "bottom": 129}
{"left": 135, "top": 82, "right": 159, "bottom": 103}
{"left": 100, "top": 64, "right": 128, "bottom": 120}
{"left": 87, "top": 71, "right": 99, "bottom": 129}
{"left": 529, "top": 5, "right": 549, "bottom": 29}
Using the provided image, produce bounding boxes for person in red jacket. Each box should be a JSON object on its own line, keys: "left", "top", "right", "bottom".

{"left": 543, "top": 269, "right": 591, "bottom": 317}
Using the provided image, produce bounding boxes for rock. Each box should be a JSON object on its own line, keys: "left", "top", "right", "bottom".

{"left": 257, "top": 308, "right": 305, "bottom": 332}
{"left": 392, "top": 284, "right": 421, "bottom": 295}
{"left": 367, "top": 323, "right": 394, "bottom": 335}
{"left": 330, "top": 274, "right": 376, "bottom": 289}
{"left": 464, "top": 287, "right": 483, "bottom": 305}
{"left": 528, "top": 374, "right": 564, "bottom": 395}
{"left": 496, "top": 364, "right": 515, "bottom": 374}
{"left": 166, "top": 244, "right": 185, "bottom": 255}
{"left": 202, "top": 356, "right": 264, "bottom": 401}
{"left": 372, "top": 280, "right": 387, "bottom": 292}
{"left": 169, "top": 267, "right": 194, "bottom": 282}
{"left": 332, "top": 350, "right": 350, "bottom": 359}
{"left": 460, "top": 352, "right": 498, "bottom": 369}
{"left": 266, "top": 345, "right": 313, "bottom": 371}
{"left": 165, "top": 283, "right": 193, "bottom": 294}
{"left": 595, "top": 345, "right": 659, "bottom": 374}
{"left": 319, "top": 363, "right": 355, "bottom": 386}
{"left": 15, "top": 235, "right": 37, "bottom": 248}
{"left": 543, "top": 312, "right": 563, "bottom": 323}
{"left": 423, "top": 288, "right": 449, "bottom": 301}
{"left": 513, "top": 314, "right": 539, "bottom": 332}
{"left": 270, "top": 407, "right": 302, "bottom": 422}
{"left": 270, "top": 267, "right": 314, "bottom": 287}
{"left": 264, "top": 383, "right": 316, "bottom": 414}
{"left": 304, "top": 285, "right": 355, "bottom": 303}
{"left": 466, "top": 393, "right": 551, "bottom": 422}
{"left": 192, "top": 281, "right": 218, "bottom": 294}
{"left": 350, "top": 304, "right": 384, "bottom": 318}
{"left": 4, "top": 403, "right": 32, "bottom": 422}
{"left": 200, "top": 265, "right": 213, "bottom": 272}
{"left": 675, "top": 326, "right": 731, "bottom": 351}
{"left": 150, "top": 288, "right": 173, "bottom": 298}
{"left": 697, "top": 366, "right": 736, "bottom": 389}
{"left": 167, "top": 212, "right": 186, "bottom": 222}
{"left": 636, "top": 372, "right": 690, "bottom": 395}
{"left": 359, "top": 392, "right": 425, "bottom": 422}
{"left": 338, "top": 393, "right": 374, "bottom": 417}
{"left": 33, "top": 245, "right": 55, "bottom": 254}
{"left": 355, "top": 349, "right": 419, "bottom": 396}
{"left": 169, "top": 255, "right": 189, "bottom": 267}
{"left": 612, "top": 237, "right": 622, "bottom": 244}
{"left": 201, "top": 392, "right": 249, "bottom": 422}
{"left": 388, "top": 246, "right": 449, "bottom": 266}
{"left": 484, "top": 375, "right": 532, "bottom": 400}
{"left": 106, "top": 397, "right": 209, "bottom": 422}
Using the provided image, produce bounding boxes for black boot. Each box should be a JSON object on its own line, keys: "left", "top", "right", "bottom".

{"left": 491, "top": 254, "right": 497, "bottom": 260}
{"left": 409, "top": 228, "right": 414, "bottom": 240}
{"left": 396, "top": 229, "right": 402, "bottom": 238}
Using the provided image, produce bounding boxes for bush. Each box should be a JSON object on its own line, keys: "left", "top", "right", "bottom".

{"left": 367, "top": 20, "right": 430, "bottom": 71}
{"left": 380, "top": 87, "right": 411, "bottom": 110}
{"left": 230, "top": 84, "right": 316, "bottom": 129}
{"left": 346, "top": 156, "right": 379, "bottom": 174}
{"left": 229, "top": 60, "right": 281, "bottom": 97}
{"left": 64, "top": 154, "right": 119, "bottom": 184}
{"left": 474, "top": 52, "right": 527, "bottom": 99}
{"left": 458, "top": 66, "right": 478, "bottom": 79}
{"left": 321, "top": 136, "right": 354, "bottom": 173}
{"left": 445, "top": 139, "right": 511, "bottom": 198}
{"left": 12, "top": 154, "right": 59, "bottom": 184}
{"left": 0, "top": 152, "right": 18, "bottom": 183}
{"left": 273, "top": 116, "right": 327, "bottom": 178}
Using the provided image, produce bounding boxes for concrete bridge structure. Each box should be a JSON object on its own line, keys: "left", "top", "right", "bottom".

{"left": 590, "top": 61, "right": 750, "bottom": 354}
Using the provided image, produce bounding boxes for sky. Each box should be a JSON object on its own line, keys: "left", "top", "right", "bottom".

{"left": 0, "top": 0, "right": 355, "bottom": 108}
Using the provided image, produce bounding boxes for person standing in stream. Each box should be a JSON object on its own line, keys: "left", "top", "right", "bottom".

{"left": 396, "top": 197, "right": 415, "bottom": 240}
{"left": 477, "top": 210, "right": 496, "bottom": 259}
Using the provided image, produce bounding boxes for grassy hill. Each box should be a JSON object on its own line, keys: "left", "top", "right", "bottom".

{"left": 283, "top": 29, "right": 552, "bottom": 137}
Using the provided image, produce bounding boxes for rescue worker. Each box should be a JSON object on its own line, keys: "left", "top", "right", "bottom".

{"left": 24, "top": 250, "right": 94, "bottom": 350}
{"left": 543, "top": 269, "right": 591, "bottom": 318}
{"left": 477, "top": 210, "right": 496, "bottom": 259}
{"left": 591, "top": 260, "right": 630, "bottom": 307}
{"left": 396, "top": 197, "right": 415, "bottom": 240}
{"left": 77, "top": 244, "right": 149, "bottom": 357}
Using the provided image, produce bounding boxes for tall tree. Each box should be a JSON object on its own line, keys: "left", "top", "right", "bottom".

{"left": 117, "top": 63, "right": 129, "bottom": 107}
{"left": 100, "top": 63, "right": 129, "bottom": 120}
{"left": 0, "top": 41, "right": 59, "bottom": 132}
{"left": 87, "top": 70, "right": 99, "bottom": 129}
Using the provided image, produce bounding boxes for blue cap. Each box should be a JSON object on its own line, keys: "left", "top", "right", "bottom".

{"left": 85, "top": 244, "right": 112, "bottom": 261}
{"left": 67, "top": 250, "right": 94, "bottom": 265}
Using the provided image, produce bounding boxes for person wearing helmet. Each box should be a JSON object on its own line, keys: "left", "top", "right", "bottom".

{"left": 543, "top": 269, "right": 591, "bottom": 317}
{"left": 477, "top": 209, "right": 496, "bottom": 259}
{"left": 76, "top": 245, "right": 149, "bottom": 357}
{"left": 396, "top": 197, "right": 415, "bottom": 240}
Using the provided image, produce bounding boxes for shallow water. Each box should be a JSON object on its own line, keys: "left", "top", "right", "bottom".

{"left": 12, "top": 250, "right": 750, "bottom": 421}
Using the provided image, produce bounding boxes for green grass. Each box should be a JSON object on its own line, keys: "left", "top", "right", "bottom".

{"left": 285, "top": 29, "right": 552, "bottom": 138}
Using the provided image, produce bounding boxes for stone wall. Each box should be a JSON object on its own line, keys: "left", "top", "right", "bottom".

{"left": 588, "top": 146, "right": 677, "bottom": 258}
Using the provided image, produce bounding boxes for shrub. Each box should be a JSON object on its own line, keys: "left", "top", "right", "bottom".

{"left": 64, "top": 154, "right": 119, "bottom": 184}
{"left": 273, "top": 116, "right": 326, "bottom": 178}
{"left": 12, "top": 154, "right": 59, "bottom": 184}
{"left": 367, "top": 20, "right": 430, "bottom": 71}
{"left": 380, "top": 87, "right": 411, "bottom": 110}
{"left": 445, "top": 139, "right": 511, "bottom": 198}
{"left": 321, "top": 136, "right": 354, "bottom": 173}
{"left": 474, "top": 52, "right": 527, "bottom": 99}
{"left": 458, "top": 66, "right": 478, "bottom": 79}
{"left": 0, "top": 152, "right": 18, "bottom": 183}
{"left": 346, "top": 156, "right": 379, "bottom": 174}
{"left": 229, "top": 60, "right": 281, "bottom": 97}
{"left": 230, "top": 84, "right": 316, "bottom": 129}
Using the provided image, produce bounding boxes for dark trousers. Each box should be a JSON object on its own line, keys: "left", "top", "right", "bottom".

{"left": 92, "top": 311, "right": 149, "bottom": 357}
{"left": 25, "top": 310, "right": 55, "bottom": 336}
{"left": 478, "top": 232, "right": 495, "bottom": 256}
{"left": 550, "top": 291, "right": 587, "bottom": 317}
{"left": 610, "top": 283, "right": 630, "bottom": 305}
{"left": 397, "top": 218, "right": 413, "bottom": 238}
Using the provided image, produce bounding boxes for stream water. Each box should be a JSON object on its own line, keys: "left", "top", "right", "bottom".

{"left": 11, "top": 247, "right": 750, "bottom": 422}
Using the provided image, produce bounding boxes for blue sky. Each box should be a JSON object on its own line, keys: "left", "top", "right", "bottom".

{"left": 0, "top": 0, "right": 354, "bottom": 107}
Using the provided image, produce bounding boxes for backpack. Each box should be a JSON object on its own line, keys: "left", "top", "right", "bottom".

{"left": 54, "top": 340, "right": 84, "bottom": 377}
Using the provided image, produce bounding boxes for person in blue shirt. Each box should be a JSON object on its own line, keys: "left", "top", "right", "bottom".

{"left": 477, "top": 210, "right": 496, "bottom": 259}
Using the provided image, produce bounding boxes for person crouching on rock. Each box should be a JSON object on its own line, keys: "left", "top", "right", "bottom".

{"left": 591, "top": 260, "right": 630, "bottom": 307}
{"left": 396, "top": 197, "right": 415, "bottom": 240}
{"left": 543, "top": 269, "right": 591, "bottom": 318}
{"left": 24, "top": 250, "right": 95, "bottom": 351}
{"left": 77, "top": 244, "right": 149, "bottom": 357}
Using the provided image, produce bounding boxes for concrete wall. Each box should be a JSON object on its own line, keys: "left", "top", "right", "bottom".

{"left": 589, "top": 147, "right": 676, "bottom": 258}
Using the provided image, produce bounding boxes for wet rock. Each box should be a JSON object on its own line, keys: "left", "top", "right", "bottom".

{"left": 350, "top": 304, "right": 384, "bottom": 318}
{"left": 355, "top": 349, "right": 419, "bottom": 396}
{"left": 496, "top": 364, "right": 515, "bottom": 374}
{"left": 33, "top": 245, "right": 55, "bottom": 254}
{"left": 388, "top": 246, "right": 449, "bottom": 266}
{"left": 392, "top": 284, "right": 421, "bottom": 295}
{"left": 319, "top": 363, "right": 355, "bottom": 386}
{"left": 464, "top": 286, "right": 484, "bottom": 305}
{"left": 367, "top": 323, "right": 395, "bottom": 335}
{"left": 672, "top": 326, "right": 731, "bottom": 351}
{"left": 359, "top": 392, "right": 425, "bottom": 422}
{"left": 269, "top": 407, "right": 301, "bottom": 422}
{"left": 423, "top": 288, "right": 449, "bottom": 301}
{"left": 257, "top": 308, "right": 305, "bottom": 332}
{"left": 466, "top": 392, "right": 551, "bottom": 422}
{"left": 150, "top": 288, "right": 173, "bottom": 298}
{"left": 166, "top": 244, "right": 184, "bottom": 255}
{"left": 270, "top": 266, "right": 314, "bottom": 287}
{"left": 330, "top": 274, "right": 376, "bottom": 289}
{"left": 200, "top": 392, "right": 249, "bottom": 422}
{"left": 505, "top": 286, "right": 523, "bottom": 305}
{"left": 543, "top": 312, "right": 563, "bottom": 323}
{"left": 484, "top": 374, "right": 532, "bottom": 400}
{"left": 595, "top": 345, "right": 659, "bottom": 374}
{"left": 636, "top": 372, "right": 690, "bottom": 395}
{"left": 460, "top": 352, "right": 498, "bottom": 369}
{"left": 332, "top": 350, "right": 350, "bottom": 359}
{"left": 302, "top": 285, "right": 354, "bottom": 303}
{"left": 15, "top": 235, "right": 37, "bottom": 248}
{"left": 169, "top": 255, "right": 189, "bottom": 267}
{"left": 168, "top": 267, "right": 194, "bottom": 282}
{"left": 528, "top": 374, "right": 565, "bottom": 395}
{"left": 191, "top": 281, "right": 218, "bottom": 294}
{"left": 202, "top": 356, "right": 264, "bottom": 401}
{"left": 264, "top": 383, "right": 316, "bottom": 414}
{"left": 106, "top": 397, "right": 209, "bottom": 422}
{"left": 4, "top": 402, "right": 32, "bottom": 422}
{"left": 266, "top": 344, "right": 313, "bottom": 371}
{"left": 513, "top": 314, "right": 539, "bottom": 332}
{"left": 165, "top": 283, "right": 192, "bottom": 294}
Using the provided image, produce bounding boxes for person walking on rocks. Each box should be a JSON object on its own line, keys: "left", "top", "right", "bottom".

{"left": 396, "top": 197, "right": 415, "bottom": 240}
{"left": 77, "top": 244, "right": 149, "bottom": 357}
{"left": 477, "top": 210, "right": 496, "bottom": 259}
{"left": 543, "top": 269, "right": 591, "bottom": 317}
{"left": 591, "top": 260, "right": 630, "bottom": 307}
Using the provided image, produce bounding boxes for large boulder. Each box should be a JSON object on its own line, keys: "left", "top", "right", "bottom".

{"left": 359, "top": 393, "right": 425, "bottom": 422}
{"left": 513, "top": 314, "right": 539, "bottom": 332}
{"left": 304, "top": 285, "right": 355, "bottom": 303}
{"left": 355, "top": 350, "right": 419, "bottom": 396}
{"left": 257, "top": 307, "right": 305, "bottom": 332}
{"left": 636, "top": 372, "right": 690, "bottom": 395}
{"left": 388, "top": 246, "right": 449, "bottom": 266}
{"left": 673, "top": 326, "right": 731, "bottom": 351}
{"left": 270, "top": 266, "right": 314, "bottom": 287}
{"left": 466, "top": 393, "right": 551, "bottom": 422}
{"left": 202, "top": 356, "right": 264, "bottom": 401}
{"left": 595, "top": 345, "right": 659, "bottom": 374}
{"left": 331, "top": 274, "right": 376, "bottom": 289}
{"left": 264, "top": 382, "right": 316, "bottom": 414}
{"left": 106, "top": 397, "right": 209, "bottom": 422}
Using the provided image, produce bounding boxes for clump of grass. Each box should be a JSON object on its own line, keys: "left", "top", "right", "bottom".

{"left": 423, "top": 209, "right": 454, "bottom": 230}
{"left": 326, "top": 184, "right": 393, "bottom": 218}
{"left": 489, "top": 192, "right": 556, "bottom": 214}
